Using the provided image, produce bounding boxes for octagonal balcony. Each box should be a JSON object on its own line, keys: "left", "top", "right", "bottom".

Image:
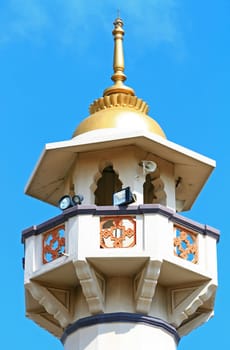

{"left": 22, "top": 204, "right": 219, "bottom": 290}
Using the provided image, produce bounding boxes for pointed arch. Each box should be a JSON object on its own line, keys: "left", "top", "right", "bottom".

{"left": 94, "top": 163, "right": 122, "bottom": 205}
{"left": 143, "top": 170, "right": 166, "bottom": 205}
{"left": 143, "top": 174, "right": 155, "bottom": 204}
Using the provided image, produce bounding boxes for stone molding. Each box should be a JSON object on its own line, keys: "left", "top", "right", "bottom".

{"left": 22, "top": 204, "right": 220, "bottom": 243}
{"left": 134, "top": 260, "right": 162, "bottom": 313}
{"left": 26, "top": 312, "right": 63, "bottom": 338}
{"left": 177, "top": 311, "right": 213, "bottom": 337}
{"left": 61, "top": 312, "right": 180, "bottom": 345}
{"left": 168, "top": 281, "right": 216, "bottom": 334}
{"left": 89, "top": 93, "right": 149, "bottom": 115}
{"left": 73, "top": 260, "right": 105, "bottom": 314}
{"left": 26, "top": 282, "right": 72, "bottom": 328}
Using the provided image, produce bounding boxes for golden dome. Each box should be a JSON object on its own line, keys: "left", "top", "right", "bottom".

{"left": 73, "top": 17, "right": 166, "bottom": 139}
{"left": 73, "top": 94, "right": 166, "bottom": 138}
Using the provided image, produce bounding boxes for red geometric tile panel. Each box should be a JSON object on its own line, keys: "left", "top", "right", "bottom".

{"left": 174, "top": 225, "right": 198, "bottom": 264}
{"left": 42, "top": 225, "right": 65, "bottom": 264}
{"left": 100, "top": 216, "right": 136, "bottom": 248}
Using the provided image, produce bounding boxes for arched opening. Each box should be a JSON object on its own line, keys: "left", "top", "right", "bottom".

{"left": 94, "top": 165, "right": 122, "bottom": 205}
{"left": 143, "top": 174, "right": 154, "bottom": 204}
{"left": 143, "top": 172, "right": 166, "bottom": 205}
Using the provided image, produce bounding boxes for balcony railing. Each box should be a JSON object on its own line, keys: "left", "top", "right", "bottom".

{"left": 22, "top": 204, "right": 219, "bottom": 269}
{"left": 42, "top": 224, "right": 65, "bottom": 264}
{"left": 173, "top": 225, "right": 198, "bottom": 264}
{"left": 100, "top": 216, "right": 136, "bottom": 248}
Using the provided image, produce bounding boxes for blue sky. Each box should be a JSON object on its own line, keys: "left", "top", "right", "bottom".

{"left": 2, "top": 0, "right": 229, "bottom": 349}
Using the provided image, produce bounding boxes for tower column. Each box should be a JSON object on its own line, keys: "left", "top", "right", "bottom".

{"left": 22, "top": 15, "right": 219, "bottom": 350}
{"left": 62, "top": 314, "right": 179, "bottom": 350}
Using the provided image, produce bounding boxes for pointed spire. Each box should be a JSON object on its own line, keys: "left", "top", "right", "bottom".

{"left": 103, "top": 17, "right": 135, "bottom": 96}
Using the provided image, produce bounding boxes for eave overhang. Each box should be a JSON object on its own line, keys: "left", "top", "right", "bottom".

{"left": 25, "top": 129, "right": 215, "bottom": 211}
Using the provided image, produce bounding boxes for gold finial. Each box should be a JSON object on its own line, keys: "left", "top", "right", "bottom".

{"left": 103, "top": 17, "right": 135, "bottom": 96}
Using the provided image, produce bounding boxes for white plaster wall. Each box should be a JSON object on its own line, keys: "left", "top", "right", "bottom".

{"left": 24, "top": 233, "right": 45, "bottom": 281}
{"left": 24, "top": 235, "right": 37, "bottom": 283}
{"left": 66, "top": 216, "right": 80, "bottom": 258}
{"left": 203, "top": 234, "right": 218, "bottom": 282}
{"left": 73, "top": 146, "right": 145, "bottom": 205}
{"left": 150, "top": 284, "right": 169, "bottom": 320}
{"left": 68, "top": 215, "right": 100, "bottom": 259}
{"left": 152, "top": 154, "right": 175, "bottom": 210}
{"left": 71, "top": 213, "right": 145, "bottom": 259}
{"left": 105, "top": 277, "right": 134, "bottom": 313}
{"left": 72, "top": 285, "right": 90, "bottom": 321}
{"left": 143, "top": 214, "right": 172, "bottom": 260}
{"left": 71, "top": 145, "right": 176, "bottom": 207}
{"left": 64, "top": 322, "right": 177, "bottom": 350}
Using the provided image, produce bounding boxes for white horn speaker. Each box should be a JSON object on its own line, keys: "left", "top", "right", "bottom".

{"left": 139, "top": 160, "right": 157, "bottom": 174}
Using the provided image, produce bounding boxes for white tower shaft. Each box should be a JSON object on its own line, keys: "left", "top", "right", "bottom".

{"left": 63, "top": 317, "right": 178, "bottom": 350}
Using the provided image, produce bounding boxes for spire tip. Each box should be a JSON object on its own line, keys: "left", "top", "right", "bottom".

{"left": 103, "top": 17, "right": 135, "bottom": 96}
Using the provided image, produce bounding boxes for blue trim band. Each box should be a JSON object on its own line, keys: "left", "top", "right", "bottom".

{"left": 22, "top": 204, "right": 220, "bottom": 243}
{"left": 61, "top": 312, "right": 180, "bottom": 345}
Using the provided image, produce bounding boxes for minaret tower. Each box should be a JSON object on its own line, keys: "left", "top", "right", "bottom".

{"left": 22, "top": 18, "right": 219, "bottom": 350}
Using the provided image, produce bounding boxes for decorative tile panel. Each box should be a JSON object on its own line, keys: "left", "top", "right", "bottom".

{"left": 42, "top": 225, "right": 65, "bottom": 264}
{"left": 173, "top": 225, "right": 198, "bottom": 264}
{"left": 100, "top": 216, "right": 136, "bottom": 248}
